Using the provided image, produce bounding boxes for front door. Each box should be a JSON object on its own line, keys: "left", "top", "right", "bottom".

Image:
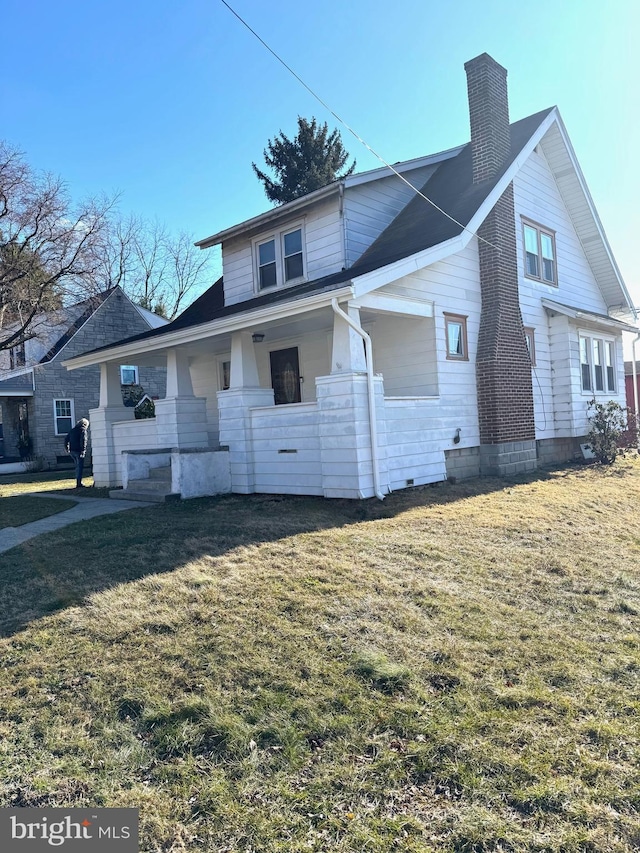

{"left": 270, "top": 347, "right": 301, "bottom": 405}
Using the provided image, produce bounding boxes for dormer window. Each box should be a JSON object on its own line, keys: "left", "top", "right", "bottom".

{"left": 255, "top": 225, "right": 305, "bottom": 291}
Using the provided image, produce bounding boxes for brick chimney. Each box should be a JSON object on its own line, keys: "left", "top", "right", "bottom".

{"left": 464, "top": 53, "right": 537, "bottom": 476}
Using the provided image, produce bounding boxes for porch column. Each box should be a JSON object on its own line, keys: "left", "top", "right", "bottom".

{"left": 218, "top": 331, "right": 274, "bottom": 494}
{"left": 90, "top": 362, "right": 134, "bottom": 487}
{"left": 331, "top": 305, "right": 367, "bottom": 373}
{"left": 154, "top": 348, "right": 208, "bottom": 449}
{"left": 317, "top": 306, "right": 389, "bottom": 499}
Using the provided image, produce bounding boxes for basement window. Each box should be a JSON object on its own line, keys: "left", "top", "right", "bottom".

{"left": 523, "top": 220, "right": 557, "bottom": 285}
{"left": 444, "top": 313, "right": 468, "bottom": 360}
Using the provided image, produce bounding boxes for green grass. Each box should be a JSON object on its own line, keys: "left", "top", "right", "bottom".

{"left": 1, "top": 495, "right": 78, "bottom": 527}
{"left": 0, "top": 461, "right": 639, "bottom": 851}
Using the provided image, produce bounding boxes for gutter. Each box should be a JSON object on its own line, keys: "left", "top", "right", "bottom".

{"left": 63, "top": 285, "right": 354, "bottom": 371}
{"left": 331, "top": 298, "right": 386, "bottom": 501}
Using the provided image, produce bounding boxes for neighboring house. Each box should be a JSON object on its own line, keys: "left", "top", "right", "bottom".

{"left": 624, "top": 360, "right": 640, "bottom": 416}
{"left": 0, "top": 286, "right": 167, "bottom": 468}
{"left": 64, "top": 54, "right": 637, "bottom": 500}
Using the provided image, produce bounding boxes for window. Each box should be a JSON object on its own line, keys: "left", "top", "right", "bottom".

{"left": 120, "top": 365, "right": 139, "bottom": 385}
{"left": 444, "top": 314, "right": 468, "bottom": 360}
{"left": 270, "top": 347, "right": 302, "bottom": 404}
{"left": 221, "top": 360, "right": 231, "bottom": 391}
{"left": 524, "top": 327, "right": 536, "bottom": 366}
{"left": 255, "top": 225, "right": 305, "bottom": 291}
{"left": 579, "top": 334, "right": 616, "bottom": 393}
{"left": 54, "top": 399, "right": 74, "bottom": 436}
{"left": 523, "top": 221, "right": 557, "bottom": 285}
{"left": 9, "top": 342, "right": 26, "bottom": 370}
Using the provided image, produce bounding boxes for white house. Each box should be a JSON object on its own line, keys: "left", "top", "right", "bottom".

{"left": 63, "top": 54, "right": 637, "bottom": 501}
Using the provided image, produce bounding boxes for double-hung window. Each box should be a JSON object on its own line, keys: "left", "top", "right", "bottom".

{"left": 255, "top": 225, "right": 305, "bottom": 291}
{"left": 579, "top": 334, "right": 616, "bottom": 394}
{"left": 54, "top": 399, "right": 74, "bottom": 436}
{"left": 523, "top": 221, "right": 557, "bottom": 285}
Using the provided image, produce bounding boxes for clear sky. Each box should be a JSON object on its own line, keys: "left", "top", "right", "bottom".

{"left": 2, "top": 0, "right": 638, "bottom": 308}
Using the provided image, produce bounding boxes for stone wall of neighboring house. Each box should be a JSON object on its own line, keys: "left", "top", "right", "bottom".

{"left": 31, "top": 291, "right": 166, "bottom": 468}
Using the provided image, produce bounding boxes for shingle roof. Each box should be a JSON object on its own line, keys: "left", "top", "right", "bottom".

{"left": 73, "top": 109, "right": 555, "bottom": 358}
{"left": 39, "top": 287, "right": 118, "bottom": 363}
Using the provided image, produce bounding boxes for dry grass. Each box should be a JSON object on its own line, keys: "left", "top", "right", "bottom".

{"left": 1, "top": 495, "right": 78, "bottom": 527}
{"left": 0, "top": 470, "right": 94, "bottom": 496}
{"left": 0, "top": 460, "right": 639, "bottom": 852}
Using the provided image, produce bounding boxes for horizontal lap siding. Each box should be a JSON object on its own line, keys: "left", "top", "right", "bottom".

{"left": 384, "top": 400, "right": 447, "bottom": 489}
{"left": 190, "top": 353, "right": 228, "bottom": 446}
{"left": 514, "top": 148, "right": 625, "bottom": 439}
{"left": 250, "top": 404, "right": 323, "bottom": 495}
{"left": 344, "top": 166, "right": 437, "bottom": 265}
{"left": 222, "top": 199, "right": 343, "bottom": 307}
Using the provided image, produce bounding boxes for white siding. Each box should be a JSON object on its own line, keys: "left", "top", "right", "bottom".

{"left": 250, "top": 403, "right": 323, "bottom": 495}
{"left": 221, "top": 197, "right": 343, "bottom": 306}
{"left": 343, "top": 165, "right": 437, "bottom": 265}
{"left": 257, "top": 333, "right": 331, "bottom": 403}
{"left": 514, "top": 146, "right": 626, "bottom": 440}
{"left": 190, "top": 352, "right": 230, "bottom": 446}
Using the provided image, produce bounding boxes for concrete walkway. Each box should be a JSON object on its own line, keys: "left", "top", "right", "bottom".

{"left": 0, "top": 492, "right": 155, "bottom": 555}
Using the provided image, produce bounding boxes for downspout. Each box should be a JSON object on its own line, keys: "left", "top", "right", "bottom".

{"left": 331, "top": 298, "right": 386, "bottom": 501}
{"left": 632, "top": 331, "right": 640, "bottom": 423}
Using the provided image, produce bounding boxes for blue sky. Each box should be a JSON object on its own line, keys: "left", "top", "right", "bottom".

{"left": 2, "top": 0, "right": 638, "bottom": 306}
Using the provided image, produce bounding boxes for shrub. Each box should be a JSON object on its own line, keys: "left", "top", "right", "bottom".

{"left": 585, "top": 399, "right": 638, "bottom": 464}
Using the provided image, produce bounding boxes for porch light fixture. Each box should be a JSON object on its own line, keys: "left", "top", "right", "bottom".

{"left": 252, "top": 333, "right": 265, "bottom": 343}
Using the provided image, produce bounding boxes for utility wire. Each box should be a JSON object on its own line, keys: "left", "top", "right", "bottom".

{"left": 219, "top": 0, "right": 500, "bottom": 251}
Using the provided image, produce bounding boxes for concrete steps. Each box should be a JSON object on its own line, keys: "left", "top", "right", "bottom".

{"left": 109, "top": 466, "right": 173, "bottom": 503}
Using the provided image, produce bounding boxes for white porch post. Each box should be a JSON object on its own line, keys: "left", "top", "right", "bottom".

{"left": 317, "top": 306, "right": 388, "bottom": 499}
{"left": 218, "top": 331, "right": 274, "bottom": 494}
{"left": 89, "top": 362, "right": 134, "bottom": 487}
{"left": 154, "top": 348, "right": 209, "bottom": 449}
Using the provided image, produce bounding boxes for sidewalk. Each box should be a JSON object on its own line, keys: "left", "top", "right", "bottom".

{"left": 0, "top": 493, "right": 155, "bottom": 555}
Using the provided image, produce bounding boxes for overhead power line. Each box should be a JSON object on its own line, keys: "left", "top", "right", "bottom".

{"left": 218, "top": 0, "right": 501, "bottom": 252}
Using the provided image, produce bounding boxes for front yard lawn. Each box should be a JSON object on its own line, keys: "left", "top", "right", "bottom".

{"left": 1, "top": 496, "right": 78, "bottom": 528}
{"left": 0, "top": 460, "right": 639, "bottom": 852}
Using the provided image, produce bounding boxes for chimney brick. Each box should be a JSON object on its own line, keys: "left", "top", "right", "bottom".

{"left": 464, "top": 53, "right": 510, "bottom": 184}
{"left": 464, "top": 54, "right": 537, "bottom": 462}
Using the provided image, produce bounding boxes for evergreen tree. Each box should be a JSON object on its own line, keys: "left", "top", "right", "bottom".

{"left": 252, "top": 117, "right": 356, "bottom": 205}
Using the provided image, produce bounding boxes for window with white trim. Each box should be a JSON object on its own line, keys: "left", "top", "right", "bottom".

{"left": 523, "top": 221, "right": 557, "bottom": 285}
{"left": 255, "top": 225, "right": 305, "bottom": 291}
{"left": 120, "top": 365, "right": 139, "bottom": 385}
{"left": 524, "top": 327, "right": 536, "bottom": 366}
{"left": 444, "top": 313, "right": 468, "bottom": 360}
{"left": 54, "top": 399, "right": 74, "bottom": 436}
{"left": 579, "top": 334, "right": 616, "bottom": 393}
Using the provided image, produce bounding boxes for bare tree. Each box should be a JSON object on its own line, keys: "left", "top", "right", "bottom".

{"left": 99, "top": 217, "right": 211, "bottom": 320}
{"left": 0, "top": 141, "right": 114, "bottom": 353}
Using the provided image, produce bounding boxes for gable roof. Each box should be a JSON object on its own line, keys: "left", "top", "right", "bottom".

{"left": 39, "top": 288, "right": 118, "bottom": 363}
{"left": 65, "top": 106, "right": 634, "bottom": 367}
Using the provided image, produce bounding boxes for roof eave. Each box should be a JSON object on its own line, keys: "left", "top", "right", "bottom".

{"left": 195, "top": 182, "right": 342, "bottom": 249}
{"left": 63, "top": 284, "right": 355, "bottom": 370}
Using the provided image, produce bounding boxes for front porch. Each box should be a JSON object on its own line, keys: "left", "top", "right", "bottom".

{"left": 83, "top": 295, "right": 450, "bottom": 500}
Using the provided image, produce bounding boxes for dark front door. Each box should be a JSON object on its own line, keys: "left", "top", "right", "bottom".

{"left": 270, "top": 347, "right": 301, "bottom": 405}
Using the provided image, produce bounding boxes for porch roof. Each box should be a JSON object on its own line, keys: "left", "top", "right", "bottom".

{"left": 0, "top": 370, "right": 34, "bottom": 396}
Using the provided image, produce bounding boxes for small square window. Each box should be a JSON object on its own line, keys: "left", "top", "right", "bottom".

{"left": 444, "top": 313, "right": 468, "bottom": 360}
{"left": 120, "top": 365, "right": 139, "bottom": 385}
